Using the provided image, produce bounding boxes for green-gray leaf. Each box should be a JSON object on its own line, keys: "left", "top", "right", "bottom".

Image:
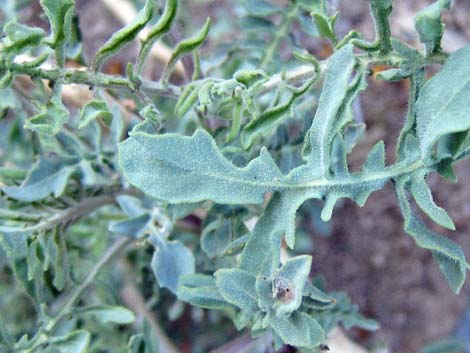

{"left": 270, "top": 311, "right": 325, "bottom": 349}
{"left": 40, "top": 0, "right": 75, "bottom": 67}
{"left": 151, "top": 240, "right": 195, "bottom": 293}
{"left": 272, "top": 255, "right": 312, "bottom": 316}
{"left": 3, "top": 156, "right": 76, "bottom": 202}
{"left": 215, "top": 268, "right": 258, "bottom": 315}
{"left": 305, "top": 44, "right": 357, "bottom": 177}
{"left": 414, "top": 0, "right": 451, "bottom": 54}
{"left": 77, "top": 305, "right": 136, "bottom": 324}
{"left": 93, "top": 0, "right": 156, "bottom": 70}
{"left": 416, "top": 46, "right": 470, "bottom": 158}
{"left": 119, "top": 129, "right": 283, "bottom": 204}
{"left": 79, "top": 100, "right": 113, "bottom": 129}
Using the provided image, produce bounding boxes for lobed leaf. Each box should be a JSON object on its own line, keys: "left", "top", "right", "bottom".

{"left": 119, "top": 129, "right": 283, "bottom": 204}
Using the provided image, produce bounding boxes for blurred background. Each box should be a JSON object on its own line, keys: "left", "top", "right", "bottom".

{"left": 2, "top": 0, "right": 470, "bottom": 352}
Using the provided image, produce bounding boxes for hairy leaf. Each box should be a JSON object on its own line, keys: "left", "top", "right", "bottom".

{"left": 79, "top": 100, "right": 113, "bottom": 129}
{"left": 215, "top": 268, "right": 258, "bottom": 315}
{"left": 137, "top": 0, "right": 178, "bottom": 73}
{"left": 416, "top": 46, "right": 470, "bottom": 158}
{"left": 25, "top": 93, "right": 70, "bottom": 135}
{"left": 40, "top": 0, "right": 75, "bottom": 67}
{"left": 3, "top": 155, "right": 76, "bottom": 202}
{"left": 272, "top": 255, "right": 312, "bottom": 316}
{"left": 305, "top": 44, "right": 357, "bottom": 176}
{"left": 415, "top": 0, "right": 451, "bottom": 54}
{"left": 77, "top": 305, "right": 136, "bottom": 324}
{"left": 177, "top": 274, "right": 235, "bottom": 310}
{"left": 151, "top": 240, "right": 195, "bottom": 293}
{"left": 162, "top": 17, "right": 211, "bottom": 82}
{"left": 270, "top": 311, "right": 325, "bottom": 349}
{"left": 93, "top": 0, "right": 156, "bottom": 70}
{"left": 119, "top": 129, "right": 283, "bottom": 204}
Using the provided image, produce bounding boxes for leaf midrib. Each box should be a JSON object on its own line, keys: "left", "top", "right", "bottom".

{"left": 156, "top": 157, "right": 424, "bottom": 191}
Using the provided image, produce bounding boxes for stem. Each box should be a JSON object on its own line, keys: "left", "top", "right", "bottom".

{"left": 120, "top": 261, "right": 180, "bottom": 353}
{"left": 1, "top": 60, "right": 179, "bottom": 98}
{"left": 47, "top": 237, "right": 132, "bottom": 330}
{"left": 14, "top": 189, "right": 137, "bottom": 234}
{"left": 21, "top": 237, "right": 132, "bottom": 353}
{"left": 260, "top": 2, "right": 299, "bottom": 70}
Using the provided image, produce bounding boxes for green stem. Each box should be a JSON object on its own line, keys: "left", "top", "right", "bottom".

{"left": 0, "top": 60, "right": 179, "bottom": 99}
{"left": 47, "top": 237, "right": 132, "bottom": 330}
{"left": 21, "top": 237, "right": 132, "bottom": 353}
{"left": 10, "top": 189, "right": 137, "bottom": 234}
{"left": 260, "top": 2, "right": 299, "bottom": 70}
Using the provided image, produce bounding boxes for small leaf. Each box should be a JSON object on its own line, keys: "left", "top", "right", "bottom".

{"left": 93, "top": 0, "right": 156, "bottom": 70}
{"left": 270, "top": 311, "right": 325, "bottom": 349}
{"left": 40, "top": 0, "right": 75, "bottom": 67}
{"left": 77, "top": 305, "right": 136, "bottom": 324}
{"left": 109, "top": 214, "right": 152, "bottom": 238}
{"left": 47, "top": 330, "right": 90, "bottom": 353}
{"left": 409, "top": 173, "right": 455, "bottom": 230}
{"left": 162, "top": 17, "right": 211, "bottom": 82}
{"left": 311, "top": 12, "right": 338, "bottom": 44}
{"left": 272, "top": 255, "right": 312, "bottom": 316}
{"left": 79, "top": 100, "right": 113, "bottom": 129}
{"left": 1, "top": 20, "right": 45, "bottom": 59}
{"left": 151, "top": 240, "right": 195, "bottom": 293}
{"left": 177, "top": 274, "right": 234, "bottom": 310}
{"left": 25, "top": 94, "right": 70, "bottom": 135}
{"left": 137, "top": 0, "right": 178, "bottom": 73}
{"left": 3, "top": 155, "right": 76, "bottom": 202}
{"left": 375, "top": 68, "right": 411, "bottom": 82}
{"left": 215, "top": 268, "right": 258, "bottom": 315}
{"left": 415, "top": 0, "right": 451, "bottom": 54}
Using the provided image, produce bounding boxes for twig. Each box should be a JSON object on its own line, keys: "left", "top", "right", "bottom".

{"left": 4, "top": 189, "right": 137, "bottom": 234}
{"left": 48, "top": 237, "right": 132, "bottom": 329}
{"left": 119, "top": 261, "right": 181, "bottom": 353}
{"left": 22, "top": 237, "right": 133, "bottom": 352}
